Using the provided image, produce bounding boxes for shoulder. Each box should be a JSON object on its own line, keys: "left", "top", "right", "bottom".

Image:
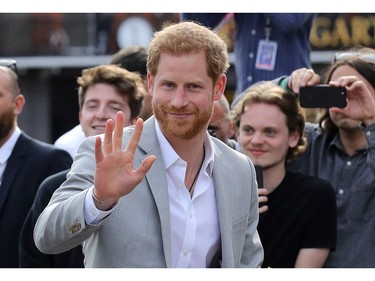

{"left": 212, "top": 137, "right": 252, "bottom": 166}
{"left": 286, "top": 170, "right": 334, "bottom": 196}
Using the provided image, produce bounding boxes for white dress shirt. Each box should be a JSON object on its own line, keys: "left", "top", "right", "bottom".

{"left": 155, "top": 121, "right": 220, "bottom": 268}
{"left": 54, "top": 124, "right": 86, "bottom": 158}
{"left": 0, "top": 127, "right": 21, "bottom": 187}
{"left": 84, "top": 121, "right": 220, "bottom": 267}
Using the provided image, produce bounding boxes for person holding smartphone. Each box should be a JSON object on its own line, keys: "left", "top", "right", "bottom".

{"left": 231, "top": 82, "right": 337, "bottom": 268}
{"left": 279, "top": 47, "right": 375, "bottom": 268}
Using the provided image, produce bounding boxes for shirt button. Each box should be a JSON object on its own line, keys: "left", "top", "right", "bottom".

{"left": 183, "top": 250, "right": 189, "bottom": 256}
{"left": 347, "top": 161, "right": 352, "bottom": 166}
{"left": 247, "top": 76, "right": 253, "bottom": 82}
{"left": 338, "top": 189, "right": 344, "bottom": 195}
{"left": 251, "top": 29, "right": 256, "bottom": 35}
{"left": 189, "top": 213, "right": 193, "bottom": 219}
{"left": 366, "top": 131, "right": 371, "bottom": 136}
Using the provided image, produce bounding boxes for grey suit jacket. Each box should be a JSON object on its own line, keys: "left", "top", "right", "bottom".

{"left": 34, "top": 117, "right": 263, "bottom": 267}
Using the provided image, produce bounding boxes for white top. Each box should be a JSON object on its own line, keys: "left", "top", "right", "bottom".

{"left": 54, "top": 124, "right": 86, "bottom": 158}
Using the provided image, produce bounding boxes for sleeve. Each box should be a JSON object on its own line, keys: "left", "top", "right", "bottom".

{"left": 240, "top": 159, "right": 264, "bottom": 267}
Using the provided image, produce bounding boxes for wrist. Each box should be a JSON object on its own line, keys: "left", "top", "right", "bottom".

{"left": 92, "top": 189, "right": 118, "bottom": 211}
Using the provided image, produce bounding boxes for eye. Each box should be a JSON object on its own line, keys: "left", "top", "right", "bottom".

{"left": 85, "top": 103, "right": 98, "bottom": 110}
{"left": 164, "top": 82, "right": 175, "bottom": 88}
{"left": 264, "top": 128, "right": 276, "bottom": 137}
{"left": 241, "top": 125, "right": 254, "bottom": 135}
{"left": 188, "top": 84, "right": 200, "bottom": 90}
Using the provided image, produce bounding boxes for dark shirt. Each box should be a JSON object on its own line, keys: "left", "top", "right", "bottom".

{"left": 287, "top": 122, "right": 375, "bottom": 267}
{"left": 258, "top": 170, "right": 336, "bottom": 268}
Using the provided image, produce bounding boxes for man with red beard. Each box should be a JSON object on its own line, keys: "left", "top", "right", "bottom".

{"left": 34, "top": 21, "right": 263, "bottom": 268}
{"left": 0, "top": 62, "right": 72, "bottom": 267}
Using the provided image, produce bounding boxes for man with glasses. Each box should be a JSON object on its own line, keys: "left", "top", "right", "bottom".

{"left": 0, "top": 59, "right": 72, "bottom": 267}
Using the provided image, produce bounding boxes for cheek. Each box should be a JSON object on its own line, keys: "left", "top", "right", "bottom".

{"left": 237, "top": 133, "right": 251, "bottom": 145}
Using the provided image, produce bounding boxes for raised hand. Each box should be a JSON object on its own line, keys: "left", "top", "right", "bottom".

{"left": 289, "top": 67, "right": 321, "bottom": 94}
{"left": 329, "top": 76, "right": 375, "bottom": 126}
{"left": 93, "top": 111, "right": 156, "bottom": 210}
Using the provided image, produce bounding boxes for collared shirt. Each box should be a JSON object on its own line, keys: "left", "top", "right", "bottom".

{"left": 0, "top": 126, "right": 21, "bottom": 187}
{"left": 287, "top": 122, "right": 375, "bottom": 267}
{"left": 155, "top": 121, "right": 220, "bottom": 268}
{"left": 54, "top": 124, "right": 86, "bottom": 158}
{"left": 84, "top": 121, "right": 220, "bottom": 267}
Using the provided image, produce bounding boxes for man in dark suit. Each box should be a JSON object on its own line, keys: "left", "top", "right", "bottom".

{"left": 0, "top": 62, "right": 73, "bottom": 268}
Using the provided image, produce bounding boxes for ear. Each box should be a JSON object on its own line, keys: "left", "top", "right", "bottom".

{"left": 14, "top": 94, "right": 25, "bottom": 115}
{"left": 288, "top": 131, "right": 300, "bottom": 148}
{"left": 213, "top": 74, "right": 227, "bottom": 101}
{"left": 147, "top": 72, "right": 154, "bottom": 97}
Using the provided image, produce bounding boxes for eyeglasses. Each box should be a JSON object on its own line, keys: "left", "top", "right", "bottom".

{"left": 0, "top": 58, "right": 18, "bottom": 75}
{"left": 334, "top": 52, "right": 375, "bottom": 64}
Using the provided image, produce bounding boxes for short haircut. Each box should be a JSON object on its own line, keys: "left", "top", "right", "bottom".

{"left": 147, "top": 21, "right": 230, "bottom": 82}
{"left": 77, "top": 64, "right": 146, "bottom": 119}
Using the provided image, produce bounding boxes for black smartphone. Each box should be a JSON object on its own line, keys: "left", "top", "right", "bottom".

{"left": 299, "top": 85, "right": 347, "bottom": 108}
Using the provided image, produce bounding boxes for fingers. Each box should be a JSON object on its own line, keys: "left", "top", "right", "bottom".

{"left": 95, "top": 136, "right": 103, "bottom": 164}
{"left": 113, "top": 111, "right": 125, "bottom": 151}
{"left": 136, "top": 155, "right": 157, "bottom": 178}
{"left": 103, "top": 118, "right": 114, "bottom": 155}
{"left": 259, "top": 205, "right": 269, "bottom": 214}
{"left": 289, "top": 68, "right": 320, "bottom": 93}
{"left": 125, "top": 118, "right": 144, "bottom": 154}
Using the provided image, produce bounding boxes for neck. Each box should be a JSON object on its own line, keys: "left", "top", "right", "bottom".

{"left": 262, "top": 163, "right": 286, "bottom": 194}
{"left": 166, "top": 131, "right": 206, "bottom": 163}
{"left": 339, "top": 128, "right": 367, "bottom": 156}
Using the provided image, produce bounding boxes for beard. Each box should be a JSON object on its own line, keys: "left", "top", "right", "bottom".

{"left": 0, "top": 106, "right": 16, "bottom": 142}
{"left": 153, "top": 101, "right": 213, "bottom": 140}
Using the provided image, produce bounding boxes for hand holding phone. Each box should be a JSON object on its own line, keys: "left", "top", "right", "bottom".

{"left": 299, "top": 85, "right": 347, "bottom": 108}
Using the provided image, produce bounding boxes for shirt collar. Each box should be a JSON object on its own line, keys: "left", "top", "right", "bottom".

{"left": 154, "top": 121, "right": 214, "bottom": 175}
{"left": 0, "top": 126, "right": 21, "bottom": 164}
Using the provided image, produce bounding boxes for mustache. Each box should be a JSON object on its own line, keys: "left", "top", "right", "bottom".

{"left": 159, "top": 104, "right": 197, "bottom": 114}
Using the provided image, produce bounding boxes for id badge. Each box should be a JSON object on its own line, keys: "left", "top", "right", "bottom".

{"left": 255, "top": 40, "right": 278, "bottom": 71}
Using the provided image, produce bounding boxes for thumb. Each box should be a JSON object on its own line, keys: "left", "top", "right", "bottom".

{"left": 136, "top": 155, "right": 157, "bottom": 178}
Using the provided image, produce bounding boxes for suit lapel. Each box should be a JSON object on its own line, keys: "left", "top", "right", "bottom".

{"left": 0, "top": 133, "right": 29, "bottom": 213}
{"left": 137, "top": 117, "right": 172, "bottom": 267}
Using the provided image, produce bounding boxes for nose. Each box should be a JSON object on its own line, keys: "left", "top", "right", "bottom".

{"left": 95, "top": 105, "right": 110, "bottom": 120}
{"left": 171, "top": 87, "right": 188, "bottom": 108}
{"left": 250, "top": 131, "right": 264, "bottom": 145}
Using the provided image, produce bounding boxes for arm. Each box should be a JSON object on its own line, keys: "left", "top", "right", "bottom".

{"left": 294, "top": 248, "right": 330, "bottom": 267}
{"left": 34, "top": 112, "right": 156, "bottom": 254}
